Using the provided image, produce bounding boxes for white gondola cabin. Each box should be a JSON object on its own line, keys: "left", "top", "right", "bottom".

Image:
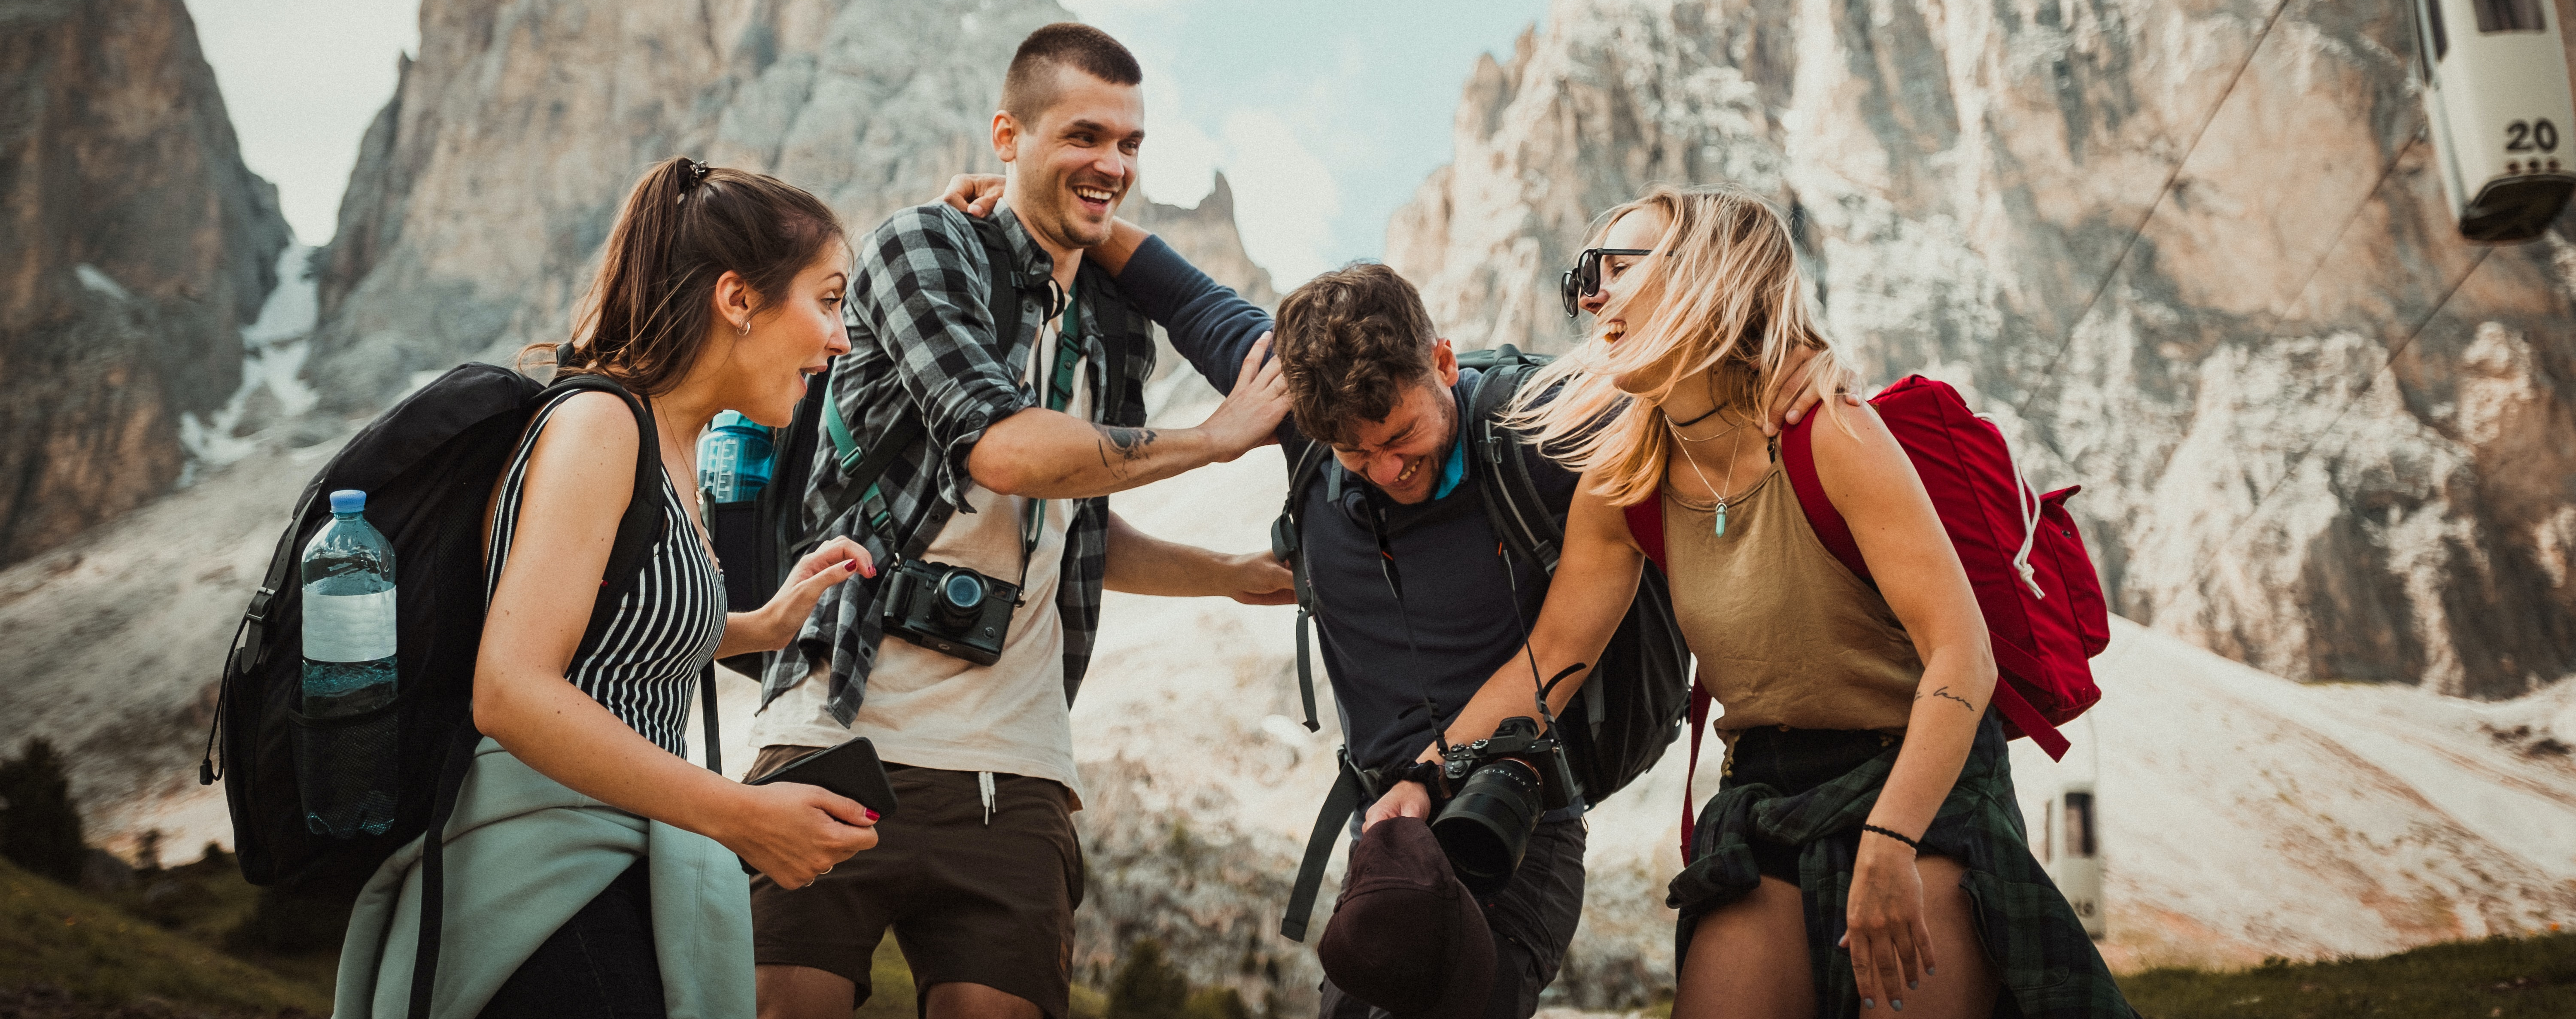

{"left": 2411, "top": 0, "right": 2576, "bottom": 242}
{"left": 2036, "top": 782, "right": 2106, "bottom": 939}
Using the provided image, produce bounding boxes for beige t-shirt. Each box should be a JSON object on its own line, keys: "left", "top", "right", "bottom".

{"left": 752, "top": 314, "right": 1090, "bottom": 806}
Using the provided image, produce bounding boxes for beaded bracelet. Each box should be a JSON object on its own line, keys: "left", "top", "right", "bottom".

{"left": 1860, "top": 823, "right": 1923, "bottom": 852}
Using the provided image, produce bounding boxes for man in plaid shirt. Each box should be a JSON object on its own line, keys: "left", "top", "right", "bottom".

{"left": 748, "top": 24, "right": 1293, "bottom": 1019}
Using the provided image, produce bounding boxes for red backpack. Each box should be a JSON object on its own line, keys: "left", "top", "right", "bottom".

{"left": 1625, "top": 376, "right": 2109, "bottom": 851}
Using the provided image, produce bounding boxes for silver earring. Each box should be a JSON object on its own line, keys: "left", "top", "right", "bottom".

{"left": 736, "top": 319, "right": 749, "bottom": 337}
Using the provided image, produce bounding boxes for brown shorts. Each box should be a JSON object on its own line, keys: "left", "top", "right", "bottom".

{"left": 747, "top": 746, "right": 1084, "bottom": 1019}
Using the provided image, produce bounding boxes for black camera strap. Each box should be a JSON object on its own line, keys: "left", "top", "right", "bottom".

{"left": 1281, "top": 475, "right": 1457, "bottom": 944}
{"left": 1361, "top": 483, "right": 1457, "bottom": 771}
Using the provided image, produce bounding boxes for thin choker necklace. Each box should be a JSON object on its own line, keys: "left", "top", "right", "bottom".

{"left": 1665, "top": 403, "right": 1724, "bottom": 428}
{"left": 1663, "top": 408, "right": 1751, "bottom": 444}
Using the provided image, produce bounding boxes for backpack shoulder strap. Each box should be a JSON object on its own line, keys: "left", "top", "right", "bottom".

{"left": 541, "top": 373, "right": 669, "bottom": 641}
{"left": 1280, "top": 750, "right": 1367, "bottom": 942}
{"left": 1624, "top": 498, "right": 1668, "bottom": 572}
{"left": 1780, "top": 413, "right": 1869, "bottom": 583}
{"left": 1464, "top": 352, "right": 1561, "bottom": 572}
{"left": 1273, "top": 439, "right": 1336, "bottom": 733}
{"left": 967, "top": 214, "right": 1055, "bottom": 335}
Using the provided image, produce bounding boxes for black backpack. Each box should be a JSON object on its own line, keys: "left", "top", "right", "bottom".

{"left": 196, "top": 364, "right": 715, "bottom": 1018}
{"left": 1274, "top": 345, "right": 1692, "bottom": 939}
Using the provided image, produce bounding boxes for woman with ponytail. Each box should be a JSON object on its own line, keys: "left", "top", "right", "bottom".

{"left": 334, "top": 158, "right": 880, "bottom": 1019}
{"left": 1443, "top": 185, "right": 2132, "bottom": 1018}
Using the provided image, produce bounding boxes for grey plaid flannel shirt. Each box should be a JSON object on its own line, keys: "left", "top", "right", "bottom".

{"left": 762, "top": 204, "right": 1155, "bottom": 724}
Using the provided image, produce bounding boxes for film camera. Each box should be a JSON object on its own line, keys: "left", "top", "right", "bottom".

{"left": 1430, "top": 715, "right": 1580, "bottom": 894}
{"left": 880, "top": 558, "right": 1018, "bottom": 666}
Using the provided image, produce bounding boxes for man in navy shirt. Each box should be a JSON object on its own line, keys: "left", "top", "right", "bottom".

{"left": 1110, "top": 236, "right": 1587, "bottom": 1019}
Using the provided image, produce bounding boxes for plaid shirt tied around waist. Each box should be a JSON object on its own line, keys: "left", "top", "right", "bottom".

{"left": 762, "top": 204, "right": 1155, "bottom": 724}
{"left": 1668, "top": 715, "right": 2137, "bottom": 1018}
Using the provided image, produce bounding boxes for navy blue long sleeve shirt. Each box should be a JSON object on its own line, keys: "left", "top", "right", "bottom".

{"left": 1119, "top": 237, "right": 1580, "bottom": 777}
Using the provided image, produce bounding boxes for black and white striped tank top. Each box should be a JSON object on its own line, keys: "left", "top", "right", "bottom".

{"left": 484, "top": 389, "right": 727, "bottom": 755}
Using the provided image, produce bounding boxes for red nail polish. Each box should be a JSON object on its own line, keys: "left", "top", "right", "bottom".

{"left": 865, "top": 808, "right": 880, "bottom": 821}
{"left": 845, "top": 560, "right": 862, "bottom": 572}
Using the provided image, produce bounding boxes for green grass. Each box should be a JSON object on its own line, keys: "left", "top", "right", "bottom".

{"left": 2121, "top": 932, "right": 2576, "bottom": 1019}
{"left": 853, "top": 938, "right": 917, "bottom": 1019}
{"left": 0, "top": 855, "right": 329, "bottom": 1015}
{"left": 1621, "top": 932, "right": 2576, "bottom": 1019}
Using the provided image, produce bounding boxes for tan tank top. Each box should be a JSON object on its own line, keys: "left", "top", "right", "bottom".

{"left": 1664, "top": 454, "right": 1923, "bottom": 737}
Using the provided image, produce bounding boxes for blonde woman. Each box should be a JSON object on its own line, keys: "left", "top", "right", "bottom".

{"left": 1441, "top": 185, "right": 2132, "bottom": 1019}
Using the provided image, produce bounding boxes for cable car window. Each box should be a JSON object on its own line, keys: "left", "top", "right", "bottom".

{"left": 2474, "top": 0, "right": 2546, "bottom": 32}
{"left": 2064, "top": 791, "right": 2097, "bottom": 857}
{"left": 2425, "top": 0, "right": 2451, "bottom": 60}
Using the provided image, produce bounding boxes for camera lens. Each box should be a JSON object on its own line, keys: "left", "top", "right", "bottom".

{"left": 1431, "top": 758, "right": 1545, "bottom": 895}
{"left": 939, "top": 571, "right": 984, "bottom": 610}
{"left": 934, "top": 569, "right": 986, "bottom": 630}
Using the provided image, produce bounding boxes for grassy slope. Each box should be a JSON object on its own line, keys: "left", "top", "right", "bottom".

{"left": 0, "top": 856, "right": 328, "bottom": 1014}
{"left": 22, "top": 840, "right": 2564, "bottom": 1019}
{"left": 2123, "top": 933, "right": 2576, "bottom": 1019}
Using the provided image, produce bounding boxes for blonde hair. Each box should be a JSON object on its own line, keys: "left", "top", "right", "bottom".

{"left": 1507, "top": 184, "right": 1853, "bottom": 506}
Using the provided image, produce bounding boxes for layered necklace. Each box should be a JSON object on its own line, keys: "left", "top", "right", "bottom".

{"left": 1665, "top": 405, "right": 1750, "bottom": 537}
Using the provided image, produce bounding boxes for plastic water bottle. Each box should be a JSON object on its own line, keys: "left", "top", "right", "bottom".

{"left": 298, "top": 489, "right": 399, "bottom": 838}
{"left": 699, "top": 411, "right": 775, "bottom": 505}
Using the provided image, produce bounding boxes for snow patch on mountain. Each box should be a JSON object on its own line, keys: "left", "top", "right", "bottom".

{"left": 181, "top": 245, "right": 321, "bottom": 477}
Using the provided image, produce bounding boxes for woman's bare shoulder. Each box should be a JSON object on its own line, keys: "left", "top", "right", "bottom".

{"left": 520, "top": 388, "right": 645, "bottom": 490}
{"left": 1804, "top": 402, "right": 1923, "bottom": 507}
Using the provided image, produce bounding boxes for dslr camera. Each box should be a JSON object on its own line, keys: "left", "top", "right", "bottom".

{"left": 1430, "top": 715, "right": 1579, "bottom": 894}
{"left": 880, "top": 558, "right": 1018, "bottom": 666}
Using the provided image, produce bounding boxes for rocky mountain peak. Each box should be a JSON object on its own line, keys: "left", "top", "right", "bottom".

{"left": 0, "top": 0, "right": 290, "bottom": 566}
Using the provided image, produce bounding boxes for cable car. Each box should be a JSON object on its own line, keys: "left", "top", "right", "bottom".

{"left": 2036, "top": 782, "right": 2106, "bottom": 939}
{"left": 2410, "top": 0, "right": 2576, "bottom": 242}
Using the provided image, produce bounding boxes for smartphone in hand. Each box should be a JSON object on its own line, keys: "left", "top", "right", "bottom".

{"left": 747, "top": 737, "right": 899, "bottom": 817}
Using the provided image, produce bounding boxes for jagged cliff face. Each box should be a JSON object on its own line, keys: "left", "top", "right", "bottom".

{"left": 310, "top": 0, "right": 1269, "bottom": 410}
{"left": 0, "top": 0, "right": 289, "bottom": 565}
{"left": 1387, "top": 0, "right": 2576, "bottom": 700}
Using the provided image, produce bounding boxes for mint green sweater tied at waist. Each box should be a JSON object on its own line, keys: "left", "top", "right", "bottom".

{"left": 332, "top": 738, "right": 754, "bottom": 1019}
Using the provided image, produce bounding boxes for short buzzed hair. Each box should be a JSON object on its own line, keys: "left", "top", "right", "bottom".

{"left": 1274, "top": 263, "right": 1442, "bottom": 447}
{"left": 1001, "top": 23, "right": 1142, "bottom": 124}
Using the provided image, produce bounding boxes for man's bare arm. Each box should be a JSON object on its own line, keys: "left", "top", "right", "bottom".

{"left": 967, "top": 335, "right": 1287, "bottom": 498}
{"left": 1101, "top": 510, "right": 1294, "bottom": 604}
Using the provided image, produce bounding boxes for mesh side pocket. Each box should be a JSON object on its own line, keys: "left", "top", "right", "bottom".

{"left": 292, "top": 700, "right": 401, "bottom": 839}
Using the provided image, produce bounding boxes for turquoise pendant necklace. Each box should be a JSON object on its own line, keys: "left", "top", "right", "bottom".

{"left": 1669, "top": 418, "right": 1744, "bottom": 537}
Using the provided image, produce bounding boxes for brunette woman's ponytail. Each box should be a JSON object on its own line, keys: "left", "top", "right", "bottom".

{"left": 528, "top": 156, "right": 843, "bottom": 394}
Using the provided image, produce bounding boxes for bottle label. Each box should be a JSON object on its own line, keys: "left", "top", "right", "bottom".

{"left": 304, "top": 589, "right": 397, "bottom": 662}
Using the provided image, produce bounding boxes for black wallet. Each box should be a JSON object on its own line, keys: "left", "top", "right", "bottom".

{"left": 746, "top": 737, "right": 899, "bottom": 816}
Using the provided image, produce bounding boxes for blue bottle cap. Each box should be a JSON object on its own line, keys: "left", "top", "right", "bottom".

{"left": 329, "top": 490, "right": 367, "bottom": 514}
{"left": 711, "top": 410, "right": 762, "bottom": 433}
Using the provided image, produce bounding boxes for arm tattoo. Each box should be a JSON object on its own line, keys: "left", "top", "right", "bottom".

{"left": 1918, "top": 685, "right": 1978, "bottom": 714}
{"left": 1094, "top": 425, "right": 1159, "bottom": 472}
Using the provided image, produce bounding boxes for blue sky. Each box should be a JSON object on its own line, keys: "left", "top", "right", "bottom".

{"left": 187, "top": 0, "right": 1549, "bottom": 286}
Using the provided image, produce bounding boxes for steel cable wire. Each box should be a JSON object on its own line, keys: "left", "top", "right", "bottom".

{"left": 2011, "top": 0, "right": 2299, "bottom": 426}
